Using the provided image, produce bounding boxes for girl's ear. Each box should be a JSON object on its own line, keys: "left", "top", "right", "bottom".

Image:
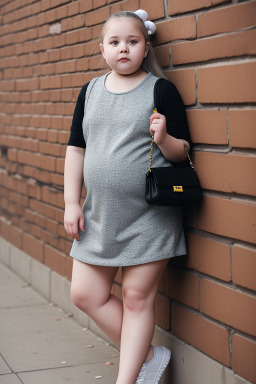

{"left": 144, "top": 42, "right": 150, "bottom": 58}
{"left": 99, "top": 43, "right": 105, "bottom": 58}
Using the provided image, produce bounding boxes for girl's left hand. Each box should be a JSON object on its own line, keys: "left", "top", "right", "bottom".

{"left": 149, "top": 112, "right": 167, "bottom": 146}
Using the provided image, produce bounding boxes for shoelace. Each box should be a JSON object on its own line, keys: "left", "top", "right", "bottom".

{"left": 136, "top": 364, "right": 146, "bottom": 383}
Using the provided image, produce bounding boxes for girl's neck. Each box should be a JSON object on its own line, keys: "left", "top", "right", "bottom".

{"left": 105, "top": 69, "right": 148, "bottom": 93}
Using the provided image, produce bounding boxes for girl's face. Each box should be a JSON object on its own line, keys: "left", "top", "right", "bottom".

{"left": 100, "top": 18, "right": 150, "bottom": 76}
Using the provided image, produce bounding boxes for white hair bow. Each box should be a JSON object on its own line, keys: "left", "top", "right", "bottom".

{"left": 134, "top": 9, "right": 156, "bottom": 35}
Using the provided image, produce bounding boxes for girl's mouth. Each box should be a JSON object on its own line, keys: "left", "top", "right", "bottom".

{"left": 119, "top": 58, "right": 128, "bottom": 62}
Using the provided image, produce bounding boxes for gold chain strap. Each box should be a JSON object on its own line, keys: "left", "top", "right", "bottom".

{"left": 147, "top": 108, "right": 196, "bottom": 172}
{"left": 181, "top": 141, "right": 196, "bottom": 170}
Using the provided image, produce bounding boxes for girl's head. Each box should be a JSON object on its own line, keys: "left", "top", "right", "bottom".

{"left": 100, "top": 11, "right": 166, "bottom": 78}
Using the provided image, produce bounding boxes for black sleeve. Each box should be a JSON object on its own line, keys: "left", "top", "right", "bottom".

{"left": 67, "top": 82, "right": 89, "bottom": 148}
{"left": 156, "top": 79, "right": 191, "bottom": 144}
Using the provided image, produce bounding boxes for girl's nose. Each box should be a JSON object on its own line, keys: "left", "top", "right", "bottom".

{"left": 120, "top": 43, "right": 128, "bottom": 53}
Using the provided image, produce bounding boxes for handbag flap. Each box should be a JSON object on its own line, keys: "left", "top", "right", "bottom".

{"left": 151, "top": 167, "right": 200, "bottom": 188}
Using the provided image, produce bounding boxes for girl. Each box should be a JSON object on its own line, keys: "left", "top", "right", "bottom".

{"left": 64, "top": 10, "right": 191, "bottom": 384}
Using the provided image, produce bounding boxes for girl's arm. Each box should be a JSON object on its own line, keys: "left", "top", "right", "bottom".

{"left": 64, "top": 146, "right": 85, "bottom": 241}
{"left": 150, "top": 112, "right": 190, "bottom": 162}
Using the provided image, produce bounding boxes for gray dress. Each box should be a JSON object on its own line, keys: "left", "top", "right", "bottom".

{"left": 70, "top": 72, "right": 186, "bottom": 266}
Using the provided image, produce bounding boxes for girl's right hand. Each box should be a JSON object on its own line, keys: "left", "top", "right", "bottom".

{"left": 64, "top": 203, "right": 85, "bottom": 241}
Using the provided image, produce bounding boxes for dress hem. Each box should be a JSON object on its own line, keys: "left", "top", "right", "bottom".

{"left": 69, "top": 251, "right": 186, "bottom": 267}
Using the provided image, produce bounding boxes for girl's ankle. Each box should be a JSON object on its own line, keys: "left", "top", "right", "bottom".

{"left": 144, "top": 345, "right": 154, "bottom": 363}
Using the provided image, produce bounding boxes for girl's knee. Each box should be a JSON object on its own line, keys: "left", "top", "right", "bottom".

{"left": 122, "top": 287, "right": 152, "bottom": 313}
{"left": 70, "top": 282, "right": 111, "bottom": 313}
{"left": 70, "top": 284, "right": 88, "bottom": 311}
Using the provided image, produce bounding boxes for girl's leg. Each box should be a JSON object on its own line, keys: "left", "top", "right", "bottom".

{"left": 71, "top": 260, "right": 158, "bottom": 362}
{"left": 116, "top": 259, "right": 169, "bottom": 384}
{"left": 71, "top": 260, "right": 122, "bottom": 345}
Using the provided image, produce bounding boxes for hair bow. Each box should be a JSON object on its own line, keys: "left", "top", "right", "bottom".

{"left": 134, "top": 9, "right": 156, "bottom": 35}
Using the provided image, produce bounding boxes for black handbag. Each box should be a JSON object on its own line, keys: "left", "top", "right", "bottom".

{"left": 145, "top": 137, "right": 202, "bottom": 206}
{"left": 145, "top": 79, "right": 202, "bottom": 207}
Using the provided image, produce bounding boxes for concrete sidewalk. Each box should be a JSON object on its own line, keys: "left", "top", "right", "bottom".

{"left": 0, "top": 262, "right": 119, "bottom": 384}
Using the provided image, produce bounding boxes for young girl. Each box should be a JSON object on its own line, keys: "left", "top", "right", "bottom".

{"left": 64, "top": 10, "right": 191, "bottom": 384}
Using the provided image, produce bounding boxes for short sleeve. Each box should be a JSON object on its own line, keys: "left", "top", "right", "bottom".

{"left": 156, "top": 79, "right": 191, "bottom": 144}
{"left": 67, "top": 82, "right": 89, "bottom": 148}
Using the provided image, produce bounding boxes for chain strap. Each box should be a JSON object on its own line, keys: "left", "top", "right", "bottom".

{"left": 147, "top": 108, "right": 196, "bottom": 172}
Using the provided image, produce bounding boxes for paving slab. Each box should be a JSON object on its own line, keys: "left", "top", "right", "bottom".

{"left": 18, "top": 359, "right": 120, "bottom": 384}
{"left": 0, "top": 355, "right": 12, "bottom": 375}
{"left": 0, "top": 263, "right": 47, "bottom": 309}
{"left": 1, "top": 304, "right": 119, "bottom": 372}
{"left": 0, "top": 262, "right": 119, "bottom": 383}
{"left": 0, "top": 374, "right": 23, "bottom": 384}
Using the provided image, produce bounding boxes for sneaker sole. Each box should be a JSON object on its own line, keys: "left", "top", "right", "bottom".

{"left": 153, "top": 347, "right": 171, "bottom": 384}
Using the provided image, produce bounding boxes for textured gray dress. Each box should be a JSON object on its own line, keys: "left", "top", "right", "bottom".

{"left": 70, "top": 72, "right": 186, "bottom": 266}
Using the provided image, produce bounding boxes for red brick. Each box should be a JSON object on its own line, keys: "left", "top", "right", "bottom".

{"left": 197, "top": 196, "right": 256, "bottom": 244}
{"left": 155, "top": 294, "right": 170, "bottom": 330}
{"left": 183, "top": 233, "right": 231, "bottom": 281}
{"left": 0, "top": 221, "right": 22, "bottom": 249}
{"left": 186, "top": 109, "right": 228, "bottom": 145}
{"left": 232, "top": 245, "right": 256, "bottom": 291}
{"left": 92, "top": 24, "right": 103, "bottom": 39}
{"left": 40, "top": 75, "right": 62, "bottom": 90}
{"left": 61, "top": 73, "right": 85, "bottom": 88}
{"left": 84, "top": 40, "right": 101, "bottom": 56}
{"left": 94, "top": 0, "right": 107, "bottom": 8}
{"left": 85, "top": 5, "right": 110, "bottom": 26}
{"left": 140, "top": 0, "right": 165, "bottom": 19}
{"left": 79, "top": 27, "right": 92, "bottom": 42}
{"left": 22, "top": 232, "right": 44, "bottom": 262}
{"left": 44, "top": 244, "right": 67, "bottom": 276}
{"left": 229, "top": 109, "right": 256, "bottom": 149}
{"left": 1, "top": 80, "right": 16, "bottom": 91}
{"left": 172, "top": 29, "right": 256, "bottom": 65}
{"left": 122, "top": 0, "right": 140, "bottom": 12}
{"left": 72, "top": 43, "right": 85, "bottom": 58}
{"left": 198, "top": 1, "right": 256, "bottom": 38}
{"left": 89, "top": 55, "right": 106, "bottom": 70}
{"left": 66, "top": 30, "right": 80, "bottom": 45}
{"left": 112, "top": 282, "right": 122, "bottom": 301}
{"left": 154, "top": 45, "right": 170, "bottom": 68}
{"left": 67, "top": 1, "right": 80, "bottom": 17}
{"left": 110, "top": 2, "right": 123, "bottom": 14}
{"left": 198, "top": 62, "right": 256, "bottom": 104}
{"left": 168, "top": 0, "right": 229, "bottom": 16}
{"left": 233, "top": 333, "right": 256, "bottom": 383}
{"left": 56, "top": 5, "right": 67, "bottom": 19}
{"left": 165, "top": 68, "right": 196, "bottom": 106}
{"left": 41, "top": 186, "right": 64, "bottom": 209}
{"left": 7, "top": 148, "right": 17, "bottom": 162}
{"left": 201, "top": 278, "right": 256, "bottom": 336}
{"left": 48, "top": 49, "right": 61, "bottom": 63}
{"left": 55, "top": 61, "right": 76, "bottom": 74}
{"left": 114, "top": 267, "right": 122, "bottom": 285}
{"left": 154, "top": 16, "right": 196, "bottom": 45}
{"left": 194, "top": 152, "right": 256, "bottom": 196}
{"left": 172, "top": 304, "right": 230, "bottom": 365}
{"left": 62, "top": 14, "right": 85, "bottom": 32}
{"left": 80, "top": 0, "right": 93, "bottom": 13}
{"left": 66, "top": 256, "right": 73, "bottom": 281}
{"left": 159, "top": 266, "right": 199, "bottom": 309}
{"left": 39, "top": 142, "right": 61, "bottom": 157}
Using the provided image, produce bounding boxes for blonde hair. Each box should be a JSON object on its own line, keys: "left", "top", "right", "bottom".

{"left": 101, "top": 11, "right": 167, "bottom": 79}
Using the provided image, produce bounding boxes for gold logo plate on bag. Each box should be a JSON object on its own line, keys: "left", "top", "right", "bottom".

{"left": 173, "top": 186, "right": 183, "bottom": 192}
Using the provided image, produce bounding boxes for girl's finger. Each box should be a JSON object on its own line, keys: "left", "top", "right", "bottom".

{"left": 79, "top": 215, "right": 85, "bottom": 232}
{"left": 150, "top": 112, "right": 161, "bottom": 123}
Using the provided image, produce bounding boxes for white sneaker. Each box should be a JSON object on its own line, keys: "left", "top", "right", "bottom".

{"left": 136, "top": 346, "right": 171, "bottom": 383}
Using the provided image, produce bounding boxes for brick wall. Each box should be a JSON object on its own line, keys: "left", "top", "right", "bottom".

{"left": 0, "top": 0, "right": 255, "bottom": 382}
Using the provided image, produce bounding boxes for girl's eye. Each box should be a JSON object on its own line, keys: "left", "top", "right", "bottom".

{"left": 111, "top": 41, "right": 118, "bottom": 46}
{"left": 129, "top": 40, "right": 137, "bottom": 45}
